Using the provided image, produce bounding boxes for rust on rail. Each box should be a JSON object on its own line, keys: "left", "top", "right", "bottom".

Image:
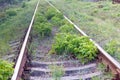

{"left": 46, "top": 1, "right": 120, "bottom": 79}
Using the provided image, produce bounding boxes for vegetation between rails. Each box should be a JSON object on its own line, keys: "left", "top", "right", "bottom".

{"left": 33, "top": 0, "right": 98, "bottom": 64}
{"left": 49, "top": 65, "right": 64, "bottom": 80}
{"left": 33, "top": 5, "right": 66, "bottom": 38}
{"left": 50, "top": 33, "right": 98, "bottom": 64}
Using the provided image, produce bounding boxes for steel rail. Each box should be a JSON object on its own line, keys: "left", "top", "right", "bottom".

{"left": 11, "top": 0, "right": 40, "bottom": 80}
{"left": 46, "top": 0, "right": 120, "bottom": 78}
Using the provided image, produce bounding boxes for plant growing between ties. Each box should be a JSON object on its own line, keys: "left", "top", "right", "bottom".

{"left": 49, "top": 65, "right": 65, "bottom": 80}
{"left": 50, "top": 33, "right": 98, "bottom": 64}
{"left": 33, "top": 6, "right": 65, "bottom": 38}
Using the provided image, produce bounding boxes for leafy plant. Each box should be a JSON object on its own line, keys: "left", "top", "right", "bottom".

{"left": 59, "top": 24, "right": 76, "bottom": 34}
{"left": 0, "top": 60, "right": 14, "bottom": 80}
{"left": 34, "top": 22, "right": 52, "bottom": 37}
{"left": 45, "top": 7, "right": 58, "bottom": 20}
{"left": 51, "top": 12, "right": 64, "bottom": 26}
{"left": 35, "top": 14, "right": 47, "bottom": 23}
{"left": 73, "top": 36, "right": 98, "bottom": 64}
{"left": 55, "top": 13, "right": 64, "bottom": 19}
{"left": 51, "top": 16, "right": 63, "bottom": 26}
{"left": 50, "top": 33, "right": 98, "bottom": 64}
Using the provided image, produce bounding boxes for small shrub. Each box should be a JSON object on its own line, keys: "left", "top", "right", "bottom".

{"left": 45, "top": 7, "right": 58, "bottom": 20}
{"left": 0, "top": 60, "right": 14, "bottom": 80}
{"left": 51, "top": 16, "right": 63, "bottom": 26}
{"left": 50, "top": 33, "right": 75, "bottom": 55}
{"left": 55, "top": 13, "right": 64, "bottom": 19}
{"left": 50, "top": 33, "right": 98, "bottom": 64}
{"left": 6, "top": 10, "right": 17, "bottom": 16}
{"left": 34, "top": 22, "right": 52, "bottom": 37}
{"left": 59, "top": 24, "right": 76, "bottom": 34}
{"left": 51, "top": 12, "right": 64, "bottom": 26}
{"left": 35, "top": 14, "right": 47, "bottom": 23}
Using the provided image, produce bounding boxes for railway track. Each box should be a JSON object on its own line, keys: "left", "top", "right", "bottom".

{"left": 11, "top": 0, "right": 120, "bottom": 80}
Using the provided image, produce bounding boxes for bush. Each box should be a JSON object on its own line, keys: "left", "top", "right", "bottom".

{"left": 35, "top": 14, "right": 47, "bottom": 23}
{"left": 0, "top": 60, "right": 14, "bottom": 80}
{"left": 45, "top": 7, "right": 58, "bottom": 20}
{"left": 50, "top": 33, "right": 98, "bottom": 64}
{"left": 59, "top": 24, "right": 75, "bottom": 34}
{"left": 51, "top": 16, "right": 63, "bottom": 26}
{"left": 6, "top": 10, "right": 17, "bottom": 16}
{"left": 51, "top": 12, "right": 64, "bottom": 26}
{"left": 55, "top": 13, "right": 64, "bottom": 19}
{"left": 34, "top": 22, "right": 52, "bottom": 37}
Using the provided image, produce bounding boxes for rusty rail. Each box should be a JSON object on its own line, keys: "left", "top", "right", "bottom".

{"left": 46, "top": 0, "right": 120, "bottom": 79}
{"left": 11, "top": 0, "right": 40, "bottom": 80}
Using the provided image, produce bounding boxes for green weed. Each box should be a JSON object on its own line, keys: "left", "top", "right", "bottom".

{"left": 0, "top": 60, "right": 14, "bottom": 80}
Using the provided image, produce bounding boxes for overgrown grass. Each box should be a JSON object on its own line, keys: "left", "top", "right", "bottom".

{"left": 0, "top": 0, "right": 38, "bottom": 57}
{"left": 48, "top": 0, "right": 120, "bottom": 62}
